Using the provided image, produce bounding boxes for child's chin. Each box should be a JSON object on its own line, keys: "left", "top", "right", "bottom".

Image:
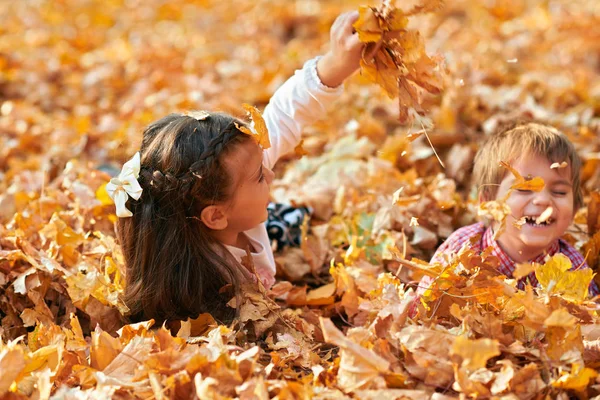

{"left": 519, "top": 234, "right": 555, "bottom": 249}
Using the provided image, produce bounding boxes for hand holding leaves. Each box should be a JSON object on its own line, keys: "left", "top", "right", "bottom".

{"left": 354, "top": 0, "right": 445, "bottom": 123}
{"left": 317, "top": 11, "right": 365, "bottom": 88}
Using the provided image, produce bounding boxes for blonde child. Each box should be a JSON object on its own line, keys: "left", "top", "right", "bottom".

{"left": 106, "top": 12, "right": 364, "bottom": 323}
{"left": 429, "top": 122, "right": 599, "bottom": 295}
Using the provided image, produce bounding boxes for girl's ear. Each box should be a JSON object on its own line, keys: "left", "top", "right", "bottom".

{"left": 200, "top": 205, "right": 228, "bottom": 230}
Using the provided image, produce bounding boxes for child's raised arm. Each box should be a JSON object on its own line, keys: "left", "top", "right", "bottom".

{"left": 317, "top": 11, "right": 363, "bottom": 88}
{"left": 262, "top": 11, "right": 364, "bottom": 169}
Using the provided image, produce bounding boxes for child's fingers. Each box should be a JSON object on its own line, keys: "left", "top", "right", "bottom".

{"left": 339, "top": 11, "right": 359, "bottom": 35}
{"left": 346, "top": 10, "right": 359, "bottom": 26}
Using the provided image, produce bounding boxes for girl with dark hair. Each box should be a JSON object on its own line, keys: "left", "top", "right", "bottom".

{"left": 106, "top": 11, "right": 364, "bottom": 324}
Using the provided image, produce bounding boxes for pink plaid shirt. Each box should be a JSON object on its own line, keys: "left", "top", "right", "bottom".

{"left": 431, "top": 222, "right": 599, "bottom": 297}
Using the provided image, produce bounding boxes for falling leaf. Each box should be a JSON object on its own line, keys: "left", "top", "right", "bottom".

{"left": 513, "top": 216, "right": 527, "bottom": 230}
{"left": 406, "top": 130, "right": 425, "bottom": 142}
{"left": 535, "top": 206, "right": 553, "bottom": 224}
{"left": 499, "top": 161, "right": 545, "bottom": 193}
{"left": 550, "top": 161, "right": 568, "bottom": 169}
{"left": 2, "top": 0, "right": 600, "bottom": 397}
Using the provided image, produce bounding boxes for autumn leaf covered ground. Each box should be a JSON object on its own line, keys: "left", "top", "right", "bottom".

{"left": 2, "top": 0, "right": 600, "bottom": 398}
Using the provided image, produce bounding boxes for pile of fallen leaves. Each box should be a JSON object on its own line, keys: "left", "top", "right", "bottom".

{"left": 2, "top": 0, "right": 600, "bottom": 398}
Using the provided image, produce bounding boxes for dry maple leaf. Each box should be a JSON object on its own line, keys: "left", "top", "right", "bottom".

{"left": 499, "top": 161, "right": 545, "bottom": 194}
{"left": 235, "top": 104, "right": 271, "bottom": 150}
{"left": 535, "top": 254, "right": 594, "bottom": 303}
{"left": 320, "top": 318, "right": 390, "bottom": 391}
{"left": 354, "top": 0, "right": 445, "bottom": 123}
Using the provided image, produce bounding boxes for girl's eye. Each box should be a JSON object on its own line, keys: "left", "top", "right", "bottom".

{"left": 553, "top": 191, "right": 567, "bottom": 196}
{"left": 516, "top": 189, "right": 532, "bottom": 193}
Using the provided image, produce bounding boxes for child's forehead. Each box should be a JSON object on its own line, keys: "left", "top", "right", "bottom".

{"left": 506, "top": 152, "right": 573, "bottom": 182}
{"left": 225, "top": 139, "right": 263, "bottom": 177}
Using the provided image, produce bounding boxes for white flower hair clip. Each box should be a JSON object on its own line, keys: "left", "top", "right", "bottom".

{"left": 106, "top": 152, "right": 143, "bottom": 218}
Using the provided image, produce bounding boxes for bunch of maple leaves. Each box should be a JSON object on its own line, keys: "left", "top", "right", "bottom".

{"left": 2, "top": 0, "right": 600, "bottom": 398}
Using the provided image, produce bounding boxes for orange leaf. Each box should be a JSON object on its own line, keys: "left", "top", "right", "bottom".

{"left": 451, "top": 335, "right": 500, "bottom": 372}
{"left": 306, "top": 283, "right": 336, "bottom": 306}
{"left": 236, "top": 104, "right": 271, "bottom": 150}
{"left": 500, "top": 161, "right": 545, "bottom": 192}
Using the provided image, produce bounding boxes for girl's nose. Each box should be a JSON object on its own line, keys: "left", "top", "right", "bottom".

{"left": 265, "top": 167, "right": 275, "bottom": 184}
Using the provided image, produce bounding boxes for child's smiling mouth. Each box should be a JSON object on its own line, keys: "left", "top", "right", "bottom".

{"left": 523, "top": 215, "right": 555, "bottom": 227}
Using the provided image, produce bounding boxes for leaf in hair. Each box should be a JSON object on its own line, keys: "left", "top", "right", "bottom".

{"left": 236, "top": 104, "right": 271, "bottom": 150}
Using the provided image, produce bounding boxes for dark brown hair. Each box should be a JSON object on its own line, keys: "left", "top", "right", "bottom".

{"left": 474, "top": 121, "right": 583, "bottom": 209}
{"left": 117, "top": 112, "right": 253, "bottom": 324}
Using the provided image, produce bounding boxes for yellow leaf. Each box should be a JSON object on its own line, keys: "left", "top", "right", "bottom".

{"left": 513, "top": 216, "right": 527, "bottom": 230}
{"left": 306, "top": 283, "right": 336, "bottom": 306}
{"left": 387, "top": 9, "right": 409, "bottom": 31}
{"left": 513, "top": 262, "right": 536, "bottom": 280}
{"left": 500, "top": 161, "right": 545, "bottom": 192}
{"left": 22, "top": 345, "right": 60, "bottom": 374}
{"left": 354, "top": 7, "right": 383, "bottom": 43}
{"left": 544, "top": 308, "right": 577, "bottom": 328}
{"left": 451, "top": 336, "right": 500, "bottom": 372}
{"left": 360, "top": 55, "right": 400, "bottom": 99}
{"left": 535, "top": 254, "right": 594, "bottom": 303}
{"left": 177, "top": 313, "right": 217, "bottom": 338}
{"left": 238, "top": 104, "right": 271, "bottom": 150}
{"left": 406, "top": 130, "right": 425, "bottom": 142}
{"left": 398, "top": 31, "right": 424, "bottom": 64}
{"left": 96, "top": 182, "right": 113, "bottom": 206}
{"left": 0, "top": 345, "right": 26, "bottom": 395}
{"left": 552, "top": 364, "right": 597, "bottom": 392}
{"left": 91, "top": 329, "right": 122, "bottom": 371}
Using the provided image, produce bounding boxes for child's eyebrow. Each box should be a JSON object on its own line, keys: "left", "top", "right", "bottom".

{"left": 551, "top": 179, "right": 572, "bottom": 186}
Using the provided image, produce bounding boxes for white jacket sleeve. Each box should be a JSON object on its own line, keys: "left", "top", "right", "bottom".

{"left": 262, "top": 57, "right": 344, "bottom": 169}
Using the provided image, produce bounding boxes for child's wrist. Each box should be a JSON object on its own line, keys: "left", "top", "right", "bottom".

{"left": 316, "top": 52, "right": 356, "bottom": 88}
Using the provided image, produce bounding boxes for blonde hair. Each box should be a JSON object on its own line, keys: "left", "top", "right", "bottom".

{"left": 473, "top": 122, "right": 583, "bottom": 209}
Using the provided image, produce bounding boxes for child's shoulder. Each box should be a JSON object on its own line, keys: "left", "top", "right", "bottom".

{"left": 430, "top": 222, "right": 486, "bottom": 263}
{"left": 444, "top": 221, "right": 486, "bottom": 247}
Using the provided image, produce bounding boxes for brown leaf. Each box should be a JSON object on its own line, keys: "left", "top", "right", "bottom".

{"left": 320, "top": 318, "right": 390, "bottom": 391}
